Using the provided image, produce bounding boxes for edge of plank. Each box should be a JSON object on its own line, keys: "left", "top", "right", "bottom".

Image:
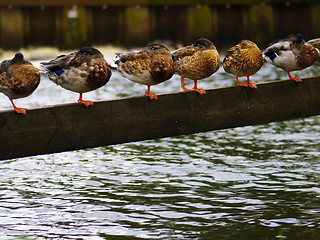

{"left": 1, "top": 76, "right": 320, "bottom": 160}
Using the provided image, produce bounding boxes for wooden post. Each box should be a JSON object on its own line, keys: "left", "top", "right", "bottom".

{"left": 60, "top": 6, "right": 88, "bottom": 49}
{"left": 150, "top": 5, "right": 186, "bottom": 44}
{"left": 90, "top": 6, "right": 123, "bottom": 46}
{"left": 249, "top": 4, "right": 274, "bottom": 47}
{"left": 1, "top": 77, "right": 320, "bottom": 161}
{"left": 25, "top": 6, "right": 59, "bottom": 47}
{"left": 311, "top": 4, "right": 320, "bottom": 37}
{"left": 210, "top": 6, "right": 219, "bottom": 43}
{"left": 0, "top": 7, "right": 24, "bottom": 49}
{"left": 274, "top": 3, "right": 313, "bottom": 40}
{"left": 185, "top": 5, "right": 212, "bottom": 43}
{"left": 215, "top": 5, "right": 246, "bottom": 48}
{"left": 124, "top": 6, "right": 150, "bottom": 47}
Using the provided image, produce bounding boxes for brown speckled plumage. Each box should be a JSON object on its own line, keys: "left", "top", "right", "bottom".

{"left": 86, "top": 59, "right": 111, "bottom": 91}
{"left": 0, "top": 53, "right": 40, "bottom": 114}
{"left": 307, "top": 38, "right": 320, "bottom": 66}
{"left": 223, "top": 40, "right": 263, "bottom": 88}
{"left": 297, "top": 43, "right": 319, "bottom": 68}
{"left": 223, "top": 40, "right": 263, "bottom": 78}
{"left": 115, "top": 44, "right": 174, "bottom": 100}
{"left": 172, "top": 38, "right": 220, "bottom": 94}
{"left": 41, "top": 47, "right": 111, "bottom": 106}
{"left": 173, "top": 38, "right": 220, "bottom": 80}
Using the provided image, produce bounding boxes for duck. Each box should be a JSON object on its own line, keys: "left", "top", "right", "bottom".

{"left": 0, "top": 53, "right": 40, "bottom": 114}
{"left": 263, "top": 34, "right": 319, "bottom": 82}
{"left": 115, "top": 43, "right": 174, "bottom": 100}
{"left": 307, "top": 38, "right": 320, "bottom": 66}
{"left": 172, "top": 38, "right": 220, "bottom": 95}
{"left": 223, "top": 40, "right": 264, "bottom": 89}
{"left": 41, "top": 47, "right": 111, "bottom": 106}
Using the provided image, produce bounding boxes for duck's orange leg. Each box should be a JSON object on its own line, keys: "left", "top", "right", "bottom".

{"left": 193, "top": 80, "right": 206, "bottom": 94}
{"left": 246, "top": 76, "right": 257, "bottom": 89}
{"left": 180, "top": 76, "right": 193, "bottom": 92}
{"left": 236, "top": 77, "right": 248, "bottom": 87}
{"left": 78, "top": 93, "right": 93, "bottom": 107}
{"left": 287, "top": 72, "right": 302, "bottom": 82}
{"left": 10, "top": 99, "right": 26, "bottom": 114}
{"left": 144, "top": 86, "right": 158, "bottom": 100}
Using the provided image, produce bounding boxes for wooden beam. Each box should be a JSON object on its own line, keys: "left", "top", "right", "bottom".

{"left": 0, "top": 1, "right": 319, "bottom": 7}
{"left": 1, "top": 76, "right": 320, "bottom": 161}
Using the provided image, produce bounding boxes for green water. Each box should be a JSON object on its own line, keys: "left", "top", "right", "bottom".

{"left": 0, "top": 62, "right": 319, "bottom": 239}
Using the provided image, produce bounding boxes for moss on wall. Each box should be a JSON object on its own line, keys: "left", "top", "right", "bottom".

{"left": 311, "top": 4, "right": 320, "bottom": 37}
{"left": 0, "top": 8, "right": 24, "bottom": 50}
{"left": 61, "top": 7, "right": 88, "bottom": 49}
{"left": 249, "top": 4, "right": 274, "bottom": 47}
{"left": 124, "top": 6, "right": 150, "bottom": 46}
{"left": 185, "top": 5, "right": 212, "bottom": 43}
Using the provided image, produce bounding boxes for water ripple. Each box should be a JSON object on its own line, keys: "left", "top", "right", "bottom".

{"left": 0, "top": 59, "right": 320, "bottom": 239}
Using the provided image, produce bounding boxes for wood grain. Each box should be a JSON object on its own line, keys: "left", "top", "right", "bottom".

{"left": 1, "top": 76, "right": 320, "bottom": 160}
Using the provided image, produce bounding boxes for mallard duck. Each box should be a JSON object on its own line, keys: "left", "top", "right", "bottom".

{"left": 172, "top": 38, "right": 220, "bottom": 95}
{"left": 115, "top": 44, "right": 174, "bottom": 100}
{"left": 41, "top": 47, "right": 111, "bottom": 106}
{"left": 307, "top": 38, "right": 320, "bottom": 66}
{"left": 263, "top": 34, "right": 319, "bottom": 82}
{"left": 0, "top": 53, "right": 40, "bottom": 114}
{"left": 223, "top": 40, "right": 264, "bottom": 89}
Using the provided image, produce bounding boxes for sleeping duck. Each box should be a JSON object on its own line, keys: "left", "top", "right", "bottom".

{"left": 307, "top": 38, "right": 320, "bottom": 66}
{"left": 41, "top": 47, "right": 111, "bottom": 106}
{"left": 0, "top": 53, "right": 40, "bottom": 114}
{"left": 115, "top": 44, "right": 174, "bottom": 100}
{"left": 263, "top": 34, "right": 319, "bottom": 82}
{"left": 223, "top": 40, "right": 264, "bottom": 89}
{"left": 172, "top": 38, "right": 220, "bottom": 95}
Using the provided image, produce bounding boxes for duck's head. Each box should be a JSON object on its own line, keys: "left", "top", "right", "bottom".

{"left": 292, "top": 34, "right": 304, "bottom": 46}
{"left": 239, "top": 40, "right": 258, "bottom": 49}
{"left": 193, "top": 38, "right": 215, "bottom": 50}
{"left": 78, "top": 47, "right": 104, "bottom": 58}
{"left": 11, "top": 53, "right": 25, "bottom": 64}
{"left": 147, "top": 44, "right": 171, "bottom": 55}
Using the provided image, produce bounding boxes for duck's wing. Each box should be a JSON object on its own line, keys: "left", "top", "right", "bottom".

{"left": 307, "top": 38, "right": 320, "bottom": 56}
{"left": 263, "top": 39, "right": 291, "bottom": 61}
{"left": 116, "top": 50, "right": 149, "bottom": 64}
{"left": 222, "top": 44, "right": 241, "bottom": 63}
{"left": 172, "top": 45, "right": 198, "bottom": 59}
{"left": 307, "top": 38, "right": 320, "bottom": 49}
{"left": 115, "top": 50, "right": 154, "bottom": 85}
{"left": 0, "top": 60, "right": 10, "bottom": 89}
{"left": 0, "top": 60, "right": 11, "bottom": 74}
{"left": 307, "top": 38, "right": 320, "bottom": 65}
{"left": 40, "top": 53, "right": 75, "bottom": 72}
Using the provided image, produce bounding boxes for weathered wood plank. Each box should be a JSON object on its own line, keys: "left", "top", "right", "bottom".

{"left": 1, "top": 76, "right": 320, "bottom": 160}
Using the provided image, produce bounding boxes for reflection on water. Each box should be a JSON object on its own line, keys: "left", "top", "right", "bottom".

{"left": 0, "top": 49, "right": 319, "bottom": 239}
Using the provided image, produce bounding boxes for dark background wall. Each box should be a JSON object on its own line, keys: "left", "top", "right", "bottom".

{"left": 0, "top": 0, "right": 319, "bottom": 50}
